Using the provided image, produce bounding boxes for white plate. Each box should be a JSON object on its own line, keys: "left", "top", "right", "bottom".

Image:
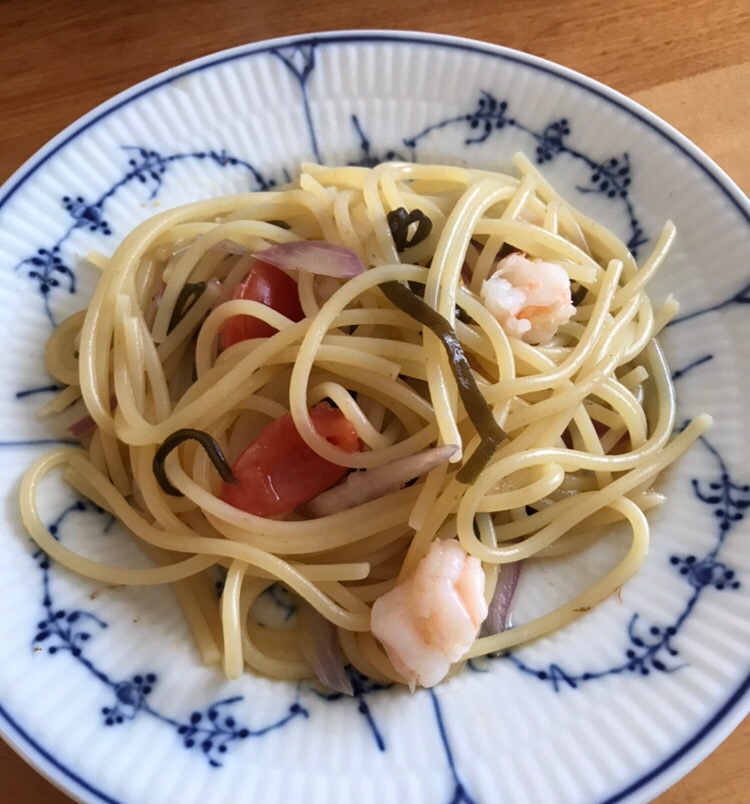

{"left": 0, "top": 31, "right": 748, "bottom": 804}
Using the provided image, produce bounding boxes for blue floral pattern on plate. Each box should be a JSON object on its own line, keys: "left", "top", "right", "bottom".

{"left": 1, "top": 32, "right": 748, "bottom": 804}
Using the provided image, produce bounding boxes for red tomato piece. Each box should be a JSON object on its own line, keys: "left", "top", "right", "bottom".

{"left": 220, "top": 260, "right": 304, "bottom": 349}
{"left": 219, "top": 403, "right": 361, "bottom": 517}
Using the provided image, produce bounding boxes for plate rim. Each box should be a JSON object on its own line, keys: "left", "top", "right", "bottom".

{"left": 0, "top": 28, "right": 748, "bottom": 804}
{"left": 2, "top": 30, "right": 748, "bottom": 218}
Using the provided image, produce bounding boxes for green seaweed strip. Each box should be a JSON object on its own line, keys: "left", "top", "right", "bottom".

{"left": 153, "top": 428, "right": 238, "bottom": 496}
{"left": 380, "top": 281, "right": 506, "bottom": 483}
{"left": 168, "top": 282, "right": 207, "bottom": 333}
{"left": 387, "top": 208, "right": 433, "bottom": 252}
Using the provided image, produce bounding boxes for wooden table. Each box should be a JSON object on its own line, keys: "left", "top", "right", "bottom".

{"left": 1, "top": 1, "right": 748, "bottom": 801}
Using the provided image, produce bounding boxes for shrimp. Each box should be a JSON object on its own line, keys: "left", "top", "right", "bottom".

{"left": 371, "top": 539, "right": 488, "bottom": 689}
{"left": 480, "top": 251, "right": 575, "bottom": 344}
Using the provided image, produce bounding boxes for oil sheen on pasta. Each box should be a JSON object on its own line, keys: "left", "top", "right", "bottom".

{"left": 20, "top": 155, "right": 710, "bottom": 691}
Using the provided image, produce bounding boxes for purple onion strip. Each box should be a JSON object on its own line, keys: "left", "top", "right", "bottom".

{"left": 480, "top": 561, "right": 522, "bottom": 637}
{"left": 256, "top": 241, "right": 366, "bottom": 278}
{"left": 299, "top": 604, "right": 353, "bottom": 696}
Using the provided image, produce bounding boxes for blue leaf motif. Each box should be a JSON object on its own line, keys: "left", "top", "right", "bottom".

{"left": 481, "top": 434, "right": 744, "bottom": 690}
{"left": 29, "top": 499, "right": 308, "bottom": 767}
{"left": 534, "top": 118, "right": 571, "bottom": 162}
{"left": 14, "top": 147, "right": 277, "bottom": 325}
{"left": 400, "top": 93, "right": 647, "bottom": 255}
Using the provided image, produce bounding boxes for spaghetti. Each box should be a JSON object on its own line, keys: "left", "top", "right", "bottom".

{"left": 20, "top": 155, "right": 709, "bottom": 690}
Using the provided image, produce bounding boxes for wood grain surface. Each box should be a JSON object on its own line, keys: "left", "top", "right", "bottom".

{"left": 1, "top": 1, "right": 748, "bottom": 802}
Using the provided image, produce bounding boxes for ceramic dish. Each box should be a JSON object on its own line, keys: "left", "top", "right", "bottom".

{"left": 0, "top": 31, "right": 748, "bottom": 804}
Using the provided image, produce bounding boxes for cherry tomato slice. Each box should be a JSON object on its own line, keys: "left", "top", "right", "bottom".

{"left": 220, "top": 403, "right": 361, "bottom": 517}
{"left": 220, "top": 260, "right": 304, "bottom": 349}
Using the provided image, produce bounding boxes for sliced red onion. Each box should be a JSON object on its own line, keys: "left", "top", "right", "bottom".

{"left": 40, "top": 396, "right": 89, "bottom": 439}
{"left": 480, "top": 561, "right": 522, "bottom": 637}
{"left": 70, "top": 411, "right": 97, "bottom": 438}
{"left": 41, "top": 394, "right": 112, "bottom": 440}
{"left": 306, "top": 445, "right": 458, "bottom": 518}
{"left": 316, "top": 275, "right": 344, "bottom": 304}
{"left": 70, "top": 394, "right": 116, "bottom": 439}
{"left": 298, "top": 603, "right": 353, "bottom": 696}
{"left": 257, "top": 241, "right": 365, "bottom": 278}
